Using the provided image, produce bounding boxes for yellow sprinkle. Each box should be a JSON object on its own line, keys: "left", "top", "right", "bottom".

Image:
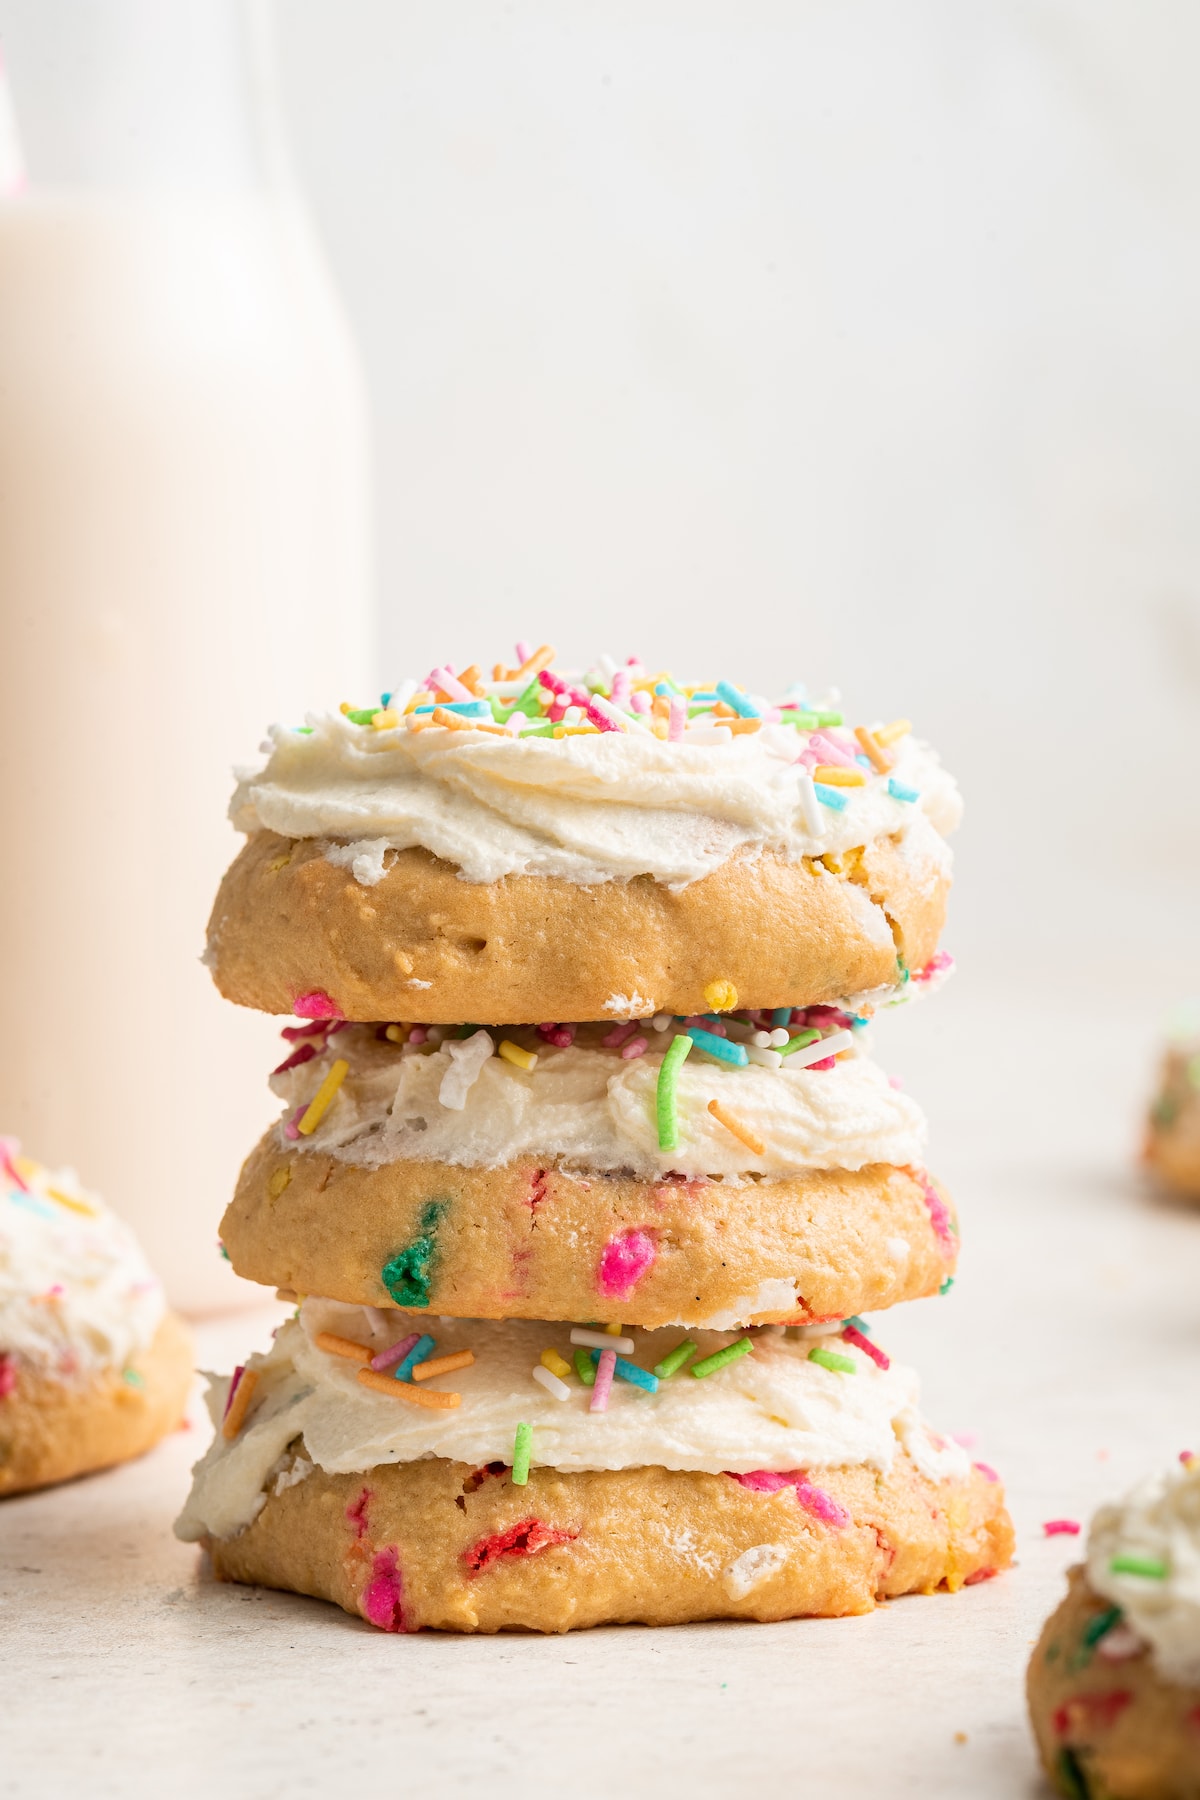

{"left": 371, "top": 708, "right": 400, "bottom": 731}
{"left": 298, "top": 1059, "right": 349, "bottom": 1135}
{"left": 498, "top": 1040, "right": 538, "bottom": 1072}
{"left": 707, "top": 1098, "right": 766, "bottom": 1156}
{"left": 812, "top": 764, "right": 866, "bottom": 786}
{"left": 47, "top": 1187, "right": 98, "bottom": 1217}
{"left": 384, "top": 1023, "right": 411, "bottom": 1045}
{"left": 339, "top": 701, "right": 352, "bottom": 715}
{"left": 875, "top": 718, "right": 911, "bottom": 746}
{"left": 541, "top": 1348, "right": 572, "bottom": 1380}
{"left": 268, "top": 1166, "right": 292, "bottom": 1198}
{"left": 266, "top": 851, "right": 293, "bottom": 873}
{"left": 704, "top": 979, "right": 739, "bottom": 1012}
{"left": 604, "top": 1321, "right": 624, "bottom": 1336}
{"left": 404, "top": 690, "right": 434, "bottom": 713}
{"left": 14, "top": 1156, "right": 40, "bottom": 1181}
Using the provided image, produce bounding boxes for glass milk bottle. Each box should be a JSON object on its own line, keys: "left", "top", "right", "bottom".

{"left": 0, "top": 1, "right": 371, "bottom": 1310}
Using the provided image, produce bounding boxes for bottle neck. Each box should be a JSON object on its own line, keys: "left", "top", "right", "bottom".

{"left": 0, "top": 0, "right": 288, "bottom": 194}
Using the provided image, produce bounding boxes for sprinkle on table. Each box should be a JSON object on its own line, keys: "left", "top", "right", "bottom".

{"left": 707, "top": 1098, "right": 765, "bottom": 1155}
{"left": 656, "top": 1033, "right": 694, "bottom": 1151}
{"left": 356, "top": 1368, "right": 461, "bottom": 1409}
{"left": 512, "top": 1422, "right": 533, "bottom": 1484}
{"left": 1042, "top": 1519, "right": 1082, "bottom": 1537}
{"left": 808, "top": 1346, "right": 857, "bottom": 1375}
{"left": 690, "top": 1337, "right": 753, "bottom": 1379}
{"left": 222, "top": 1367, "right": 260, "bottom": 1439}
{"left": 498, "top": 1039, "right": 538, "bottom": 1072}
{"left": 411, "top": 1349, "right": 475, "bottom": 1382}
{"left": 297, "top": 1058, "right": 350, "bottom": 1136}
{"left": 653, "top": 1339, "right": 697, "bottom": 1379}
{"left": 314, "top": 1331, "right": 372, "bottom": 1365}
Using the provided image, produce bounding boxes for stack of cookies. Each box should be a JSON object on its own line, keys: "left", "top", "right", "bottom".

{"left": 176, "top": 648, "right": 1013, "bottom": 1633}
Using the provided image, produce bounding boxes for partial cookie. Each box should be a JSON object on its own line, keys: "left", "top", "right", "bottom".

{"left": 1144, "top": 1030, "right": 1200, "bottom": 1201}
{"left": 224, "top": 1135, "right": 956, "bottom": 1328}
{"left": 208, "top": 833, "right": 949, "bottom": 1024}
{"left": 203, "top": 1450, "right": 1008, "bottom": 1634}
{"left": 1, "top": 1142, "right": 193, "bottom": 1495}
{"left": 1, "top": 1311, "right": 192, "bottom": 1496}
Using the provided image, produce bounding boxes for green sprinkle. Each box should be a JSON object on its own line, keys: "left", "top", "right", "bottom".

{"left": 808, "top": 1346, "right": 856, "bottom": 1375}
{"left": 656, "top": 1033, "right": 694, "bottom": 1151}
{"left": 939, "top": 1276, "right": 954, "bottom": 1295}
{"left": 574, "top": 1348, "right": 596, "bottom": 1387}
{"left": 518, "top": 721, "right": 556, "bottom": 737}
{"left": 381, "top": 1200, "right": 446, "bottom": 1308}
{"left": 346, "top": 707, "right": 378, "bottom": 725}
{"left": 1083, "top": 1605, "right": 1123, "bottom": 1648}
{"left": 779, "top": 1028, "right": 821, "bottom": 1056}
{"left": 842, "top": 1315, "right": 870, "bottom": 1334}
{"left": 1110, "top": 1553, "right": 1168, "bottom": 1579}
{"left": 121, "top": 1368, "right": 144, "bottom": 1388}
{"left": 690, "top": 1337, "right": 753, "bottom": 1379}
{"left": 653, "top": 1339, "right": 697, "bottom": 1379}
{"left": 217, "top": 1241, "right": 230, "bottom": 1262}
{"left": 814, "top": 710, "right": 843, "bottom": 727}
{"left": 1056, "top": 1747, "right": 1090, "bottom": 1800}
{"left": 511, "top": 1421, "right": 532, "bottom": 1486}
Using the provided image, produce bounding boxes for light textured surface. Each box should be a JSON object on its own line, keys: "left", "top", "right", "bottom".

{"left": 3, "top": 971, "right": 1198, "bottom": 1796}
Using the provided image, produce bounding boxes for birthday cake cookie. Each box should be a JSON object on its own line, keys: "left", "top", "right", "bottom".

{"left": 220, "top": 1014, "right": 958, "bottom": 1328}
{"left": 1, "top": 1140, "right": 192, "bottom": 1495}
{"left": 1028, "top": 1457, "right": 1200, "bottom": 1798}
{"left": 205, "top": 651, "right": 961, "bottom": 1024}
{"left": 176, "top": 1302, "right": 1011, "bottom": 1633}
{"left": 1144, "top": 1016, "right": 1200, "bottom": 1202}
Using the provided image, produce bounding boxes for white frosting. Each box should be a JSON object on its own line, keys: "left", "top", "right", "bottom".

{"left": 231, "top": 710, "right": 961, "bottom": 888}
{"left": 271, "top": 1024, "right": 926, "bottom": 1179}
{"left": 1088, "top": 1461, "right": 1200, "bottom": 1685}
{"left": 174, "top": 1303, "right": 968, "bottom": 1543}
{"left": 0, "top": 1148, "right": 166, "bottom": 1376}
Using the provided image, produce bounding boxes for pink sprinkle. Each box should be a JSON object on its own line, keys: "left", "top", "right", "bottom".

{"left": 408, "top": 1026, "right": 428, "bottom": 1046}
{"left": 281, "top": 1021, "right": 329, "bottom": 1043}
{"left": 914, "top": 950, "right": 954, "bottom": 983}
{"left": 668, "top": 696, "right": 687, "bottom": 741}
{"left": 272, "top": 1042, "right": 317, "bottom": 1076}
{"left": 283, "top": 1104, "right": 307, "bottom": 1141}
{"left": 915, "top": 1168, "right": 956, "bottom": 1252}
{"left": 548, "top": 1025, "right": 575, "bottom": 1048}
{"left": 370, "top": 1332, "right": 421, "bottom": 1373}
{"left": 583, "top": 696, "right": 624, "bottom": 733}
{"left": 621, "top": 1036, "right": 648, "bottom": 1059}
{"left": 630, "top": 690, "right": 651, "bottom": 714}
{"left": 362, "top": 1545, "right": 406, "bottom": 1632}
{"left": 590, "top": 1347, "right": 616, "bottom": 1412}
{"left": 1181, "top": 1450, "right": 1196, "bottom": 1466}
{"left": 0, "top": 1356, "right": 16, "bottom": 1399}
{"left": 950, "top": 1430, "right": 978, "bottom": 1448}
{"left": 547, "top": 700, "right": 569, "bottom": 722}
{"left": 345, "top": 1487, "right": 371, "bottom": 1538}
{"left": 609, "top": 669, "right": 632, "bottom": 707}
{"left": 603, "top": 1021, "right": 638, "bottom": 1048}
{"left": 730, "top": 1470, "right": 798, "bottom": 1494}
{"left": 1043, "top": 1520, "right": 1081, "bottom": 1537}
{"left": 0, "top": 1137, "right": 28, "bottom": 1193}
{"left": 538, "top": 669, "right": 570, "bottom": 697}
{"left": 222, "top": 1366, "right": 245, "bottom": 1420}
{"left": 807, "top": 1056, "right": 837, "bottom": 1071}
{"left": 888, "top": 1073, "right": 904, "bottom": 1090}
{"left": 842, "top": 1325, "right": 889, "bottom": 1370}
{"left": 761, "top": 706, "right": 781, "bottom": 723}
{"left": 514, "top": 640, "right": 532, "bottom": 664}
{"left": 293, "top": 990, "right": 342, "bottom": 1021}
{"left": 974, "top": 1461, "right": 1000, "bottom": 1484}
{"left": 809, "top": 730, "right": 857, "bottom": 768}
{"left": 727, "top": 1470, "right": 850, "bottom": 1528}
{"left": 430, "top": 665, "right": 473, "bottom": 703}
{"left": 596, "top": 1229, "right": 657, "bottom": 1300}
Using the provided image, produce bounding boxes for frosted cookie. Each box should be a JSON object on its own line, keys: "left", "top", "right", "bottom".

{"left": 1144, "top": 1017, "right": 1200, "bottom": 1202}
{"left": 221, "top": 1017, "right": 957, "bottom": 1327}
{"left": 1028, "top": 1458, "right": 1200, "bottom": 1798}
{"left": 206, "top": 650, "right": 961, "bottom": 1022}
{"left": 0, "top": 1140, "right": 192, "bottom": 1495}
{"left": 176, "top": 1306, "right": 1011, "bottom": 1633}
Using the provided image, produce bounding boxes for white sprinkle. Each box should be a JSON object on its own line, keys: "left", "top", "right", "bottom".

{"left": 788, "top": 1320, "right": 844, "bottom": 1339}
{"left": 751, "top": 1030, "right": 773, "bottom": 1048}
{"left": 362, "top": 1306, "right": 389, "bottom": 1338}
{"left": 796, "top": 765, "right": 823, "bottom": 836}
{"left": 1098, "top": 1623, "right": 1144, "bottom": 1661}
{"left": 779, "top": 1028, "right": 854, "bottom": 1070}
{"left": 570, "top": 1328, "right": 635, "bottom": 1354}
{"left": 684, "top": 724, "right": 733, "bottom": 744}
{"left": 768, "top": 1028, "right": 791, "bottom": 1048}
{"left": 531, "top": 1364, "right": 571, "bottom": 1402}
{"left": 745, "top": 1044, "right": 783, "bottom": 1069}
{"left": 652, "top": 1014, "right": 672, "bottom": 1033}
{"left": 406, "top": 978, "right": 432, "bottom": 989}
{"left": 437, "top": 1029, "right": 495, "bottom": 1109}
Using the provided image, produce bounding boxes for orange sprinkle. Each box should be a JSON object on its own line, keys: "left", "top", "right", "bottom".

{"left": 875, "top": 718, "right": 911, "bottom": 747}
{"left": 411, "top": 1349, "right": 475, "bottom": 1382}
{"left": 813, "top": 764, "right": 866, "bottom": 786}
{"left": 713, "top": 700, "right": 736, "bottom": 717}
{"left": 356, "top": 1368, "right": 461, "bottom": 1409}
{"left": 457, "top": 664, "right": 486, "bottom": 696}
{"left": 315, "top": 1331, "right": 371, "bottom": 1365}
{"left": 431, "top": 706, "right": 476, "bottom": 730}
{"left": 707, "top": 1098, "right": 766, "bottom": 1156}
{"left": 222, "top": 1368, "right": 260, "bottom": 1440}
{"left": 854, "top": 725, "right": 893, "bottom": 773}
{"left": 516, "top": 643, "right": 555, "bottom": 679}
{"left": 725, "top": 717, "right": 763, "bottom": 734}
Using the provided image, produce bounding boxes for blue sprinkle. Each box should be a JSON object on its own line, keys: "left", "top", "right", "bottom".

{"left": 395, "top": 1333, "right": 435, "bottom": 1382}
{"left": 843, "top": 1314, "right": 870, "bottom": 1334}
{"left": 856, "top": 753, "right": 872, "bottom": 768}
{"left": 8, "top": 1190, "right": 58, "bottom": 1221}
{"left": 715, "top": 681, "right": 760, "bottom": 719}
{"left": 888, "top": 777, "right": 920, "bottom": 803}
{"left": 687, "top": 1027, "right": 749, "bottom": 1067}
{"left": 813, "top": 782, "right": 849, "bottom": 811}
{"left": 772, "top": 1007, "right": 792, "bottom": 1027}
{"left": 417, "top": 699, "right": 491, "bottom": 717}
{"left": 380, "top": 692, "right": 392, "bottom": 708}
{"left": 590, "top": 1349, "right": 659, "bottom": 1392}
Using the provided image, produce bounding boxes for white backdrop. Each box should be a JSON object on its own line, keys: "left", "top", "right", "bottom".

{"left": 278, "top": 0, "right": 1200, "bottom": 990}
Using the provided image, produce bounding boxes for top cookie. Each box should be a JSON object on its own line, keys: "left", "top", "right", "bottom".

{"left": 206, "top": 647, "right": 962, "bottom": 1023}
